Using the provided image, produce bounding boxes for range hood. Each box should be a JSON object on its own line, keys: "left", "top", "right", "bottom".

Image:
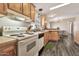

{"left": 15, "top": 16, "right": 25, "bottom": 21}
{"left": 5, "top": 13, "right": 32, "bottom": 23}
{"left": 6, "top": 9, "right": 32, "bottom": 22}
{"left": 15, "top": 15, "right": 32, "bottom": 22}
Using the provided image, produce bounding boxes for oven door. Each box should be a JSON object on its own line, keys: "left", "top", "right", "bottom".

{"left": 18, "top": 36, "right": 38, "bottom": 56}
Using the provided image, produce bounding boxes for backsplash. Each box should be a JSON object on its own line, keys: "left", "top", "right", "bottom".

{"left": 0, "top": 16, "right": 30, "bottom": 27}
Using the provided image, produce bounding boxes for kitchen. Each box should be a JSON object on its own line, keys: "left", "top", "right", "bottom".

{"left": 0, "top": 3, "right": 79, "bottom": 56}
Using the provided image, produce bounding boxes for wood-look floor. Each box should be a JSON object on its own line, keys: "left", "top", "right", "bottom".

{"left": 40, "top": 35, "right": 79, "bottom": 56}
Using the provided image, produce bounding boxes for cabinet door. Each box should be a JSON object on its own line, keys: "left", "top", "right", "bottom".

{"left": 8, "top": 3, "right": 22, "bottom": 13}
{"left": 44, "top": 32, "right": 49, "bottom": 45}
{"left": 23, "top": 3, "right": 31, "bottom": 17}
{"left": 48, "top": 31, "right": 52, "bottom": 40}
{"left": 41, "top": 15, "right": 46, "bottom": 27}
{"left": 30, "top": 4, "right": 35, "bottom": 22}
{"left": 51, "top": 31, "right": 60, "bottom": 41}
{"left": 0, "top": 3, "right": 6, "bottom": 14}
{"left": 0, "top": 42, "right": 17, "bottom": 56}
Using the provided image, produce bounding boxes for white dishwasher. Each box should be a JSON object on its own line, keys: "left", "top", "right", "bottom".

{"left": 38, "top": 33, "right": 44, "bottom": 51}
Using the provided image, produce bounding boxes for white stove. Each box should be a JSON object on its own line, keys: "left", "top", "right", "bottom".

{"left": 5, "top": 33, "right": 34, "bottom": 41}
{"left": 2, "top": 26, "right": 38, "bottom": 56}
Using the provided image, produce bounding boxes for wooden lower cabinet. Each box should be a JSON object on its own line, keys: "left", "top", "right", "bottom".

{"left": 49, "top": 31, "right": 60, "bottom": 41}
{"left": 44, "top": 32, "right": 49, "bottom": 45}
{"left": 44, "top": 31, "right": 60, "bottom": 45}
{"left": 0, "top": 41, "right": 17, "bottom": 56}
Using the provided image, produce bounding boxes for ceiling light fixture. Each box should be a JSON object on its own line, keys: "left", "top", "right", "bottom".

{"left": 50, "top": 3, "right": 70, "bottom": 11}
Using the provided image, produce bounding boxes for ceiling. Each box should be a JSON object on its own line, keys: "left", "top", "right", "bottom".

{"left": 34, "top": 3, "right": 62, "bottom": 14}
{"left": 48, "top": 3, "right": 79, "bottom": 16}
{"left": 34, "top": 3, "right": 79, "bottom": 22}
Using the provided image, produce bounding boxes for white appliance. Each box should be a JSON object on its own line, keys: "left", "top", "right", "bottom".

{"left": 18, "top": 35, "right": 38, "bottom": 56}
{"left": 2, "top": 26, "right": 27, "bottom": 36}
{"left": 38, "top": 33, "right": 44, "bottom": 51}
{"left": 2, "top": 26, "right": 38, "bottom": 56}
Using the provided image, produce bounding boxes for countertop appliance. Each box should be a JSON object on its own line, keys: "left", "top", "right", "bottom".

{"left": 2, "top": 26, "right": 38, "bottom": 56}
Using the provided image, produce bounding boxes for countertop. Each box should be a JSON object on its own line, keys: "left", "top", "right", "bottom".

{"left": 0, "top": 36, "right": 17, "bottom": 45}
{"left": 49, "top": 30, "right": 63, "bottom": 32}
{"left": 0, "top": 30, "right": 59, "bottom": 45}
{"left": 34, "top": 30, "right": 49, "bottom": 34}
{"left": 30, "top": 30, "right": 61, "bottom": 34}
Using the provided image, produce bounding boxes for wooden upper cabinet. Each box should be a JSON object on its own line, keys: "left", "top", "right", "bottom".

{"left": 0, "top": 3, "right": 7, "bottom": 14}
{"left": 8, "top": 3, "right": 22, "bottom": 13}
{"left": 7, "top": 3, "right": 36, "bottom": 21}
{"left": 23, "top": 3, "right": 31, "bottom": 17}
{"left": 30, "top": 4, "right": 35, "bottom": 22}
{"left": 41, "top": 15, "right": 46, "bottom": 27}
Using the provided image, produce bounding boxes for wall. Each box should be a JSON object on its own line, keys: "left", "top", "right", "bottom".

{"left": 0, "top": 17, "right": 30, "bottom": 27}
{"left": 73, "top": 16, "right": 79, "bottom": 44}
{"left": 74, "top": 16, "right": 79, "bottom": 35}
{"left": 50, "top": 20, "right": 72, "bottom": 34}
